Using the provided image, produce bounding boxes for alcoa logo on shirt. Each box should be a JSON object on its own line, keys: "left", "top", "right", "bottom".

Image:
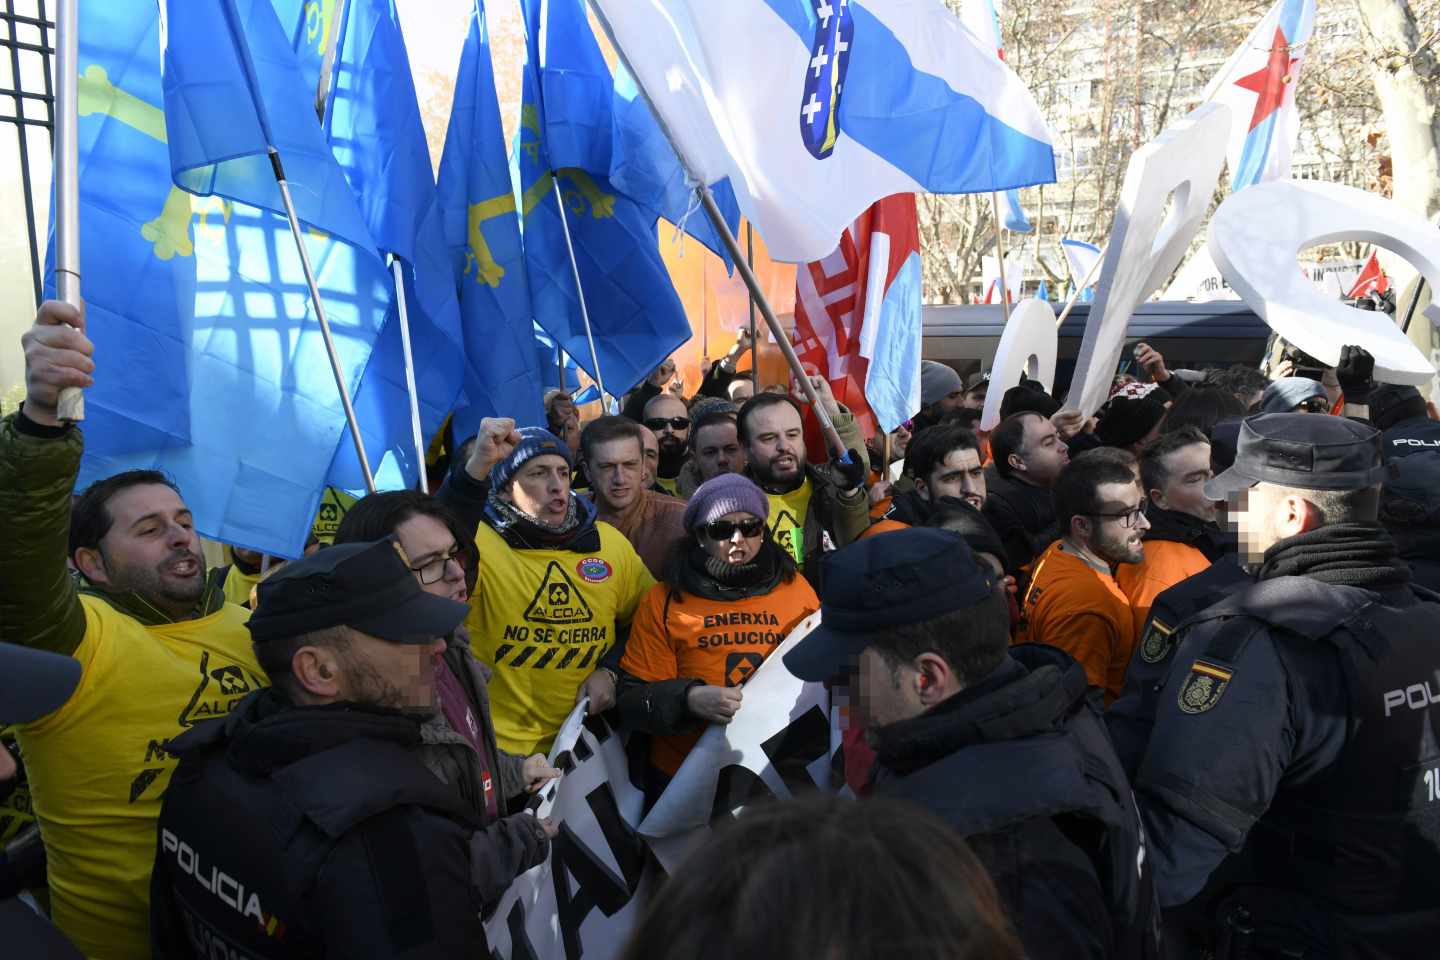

{"left": 161, "top": 828, "right": 286, "bottom": 939}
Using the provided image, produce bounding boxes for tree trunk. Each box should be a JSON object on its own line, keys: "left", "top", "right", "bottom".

{"left": 1356, "top": 0, "right": 1440, "bottom": 397}
{"left": 1357, "top": 0, "right": 1440, "bottom": 221}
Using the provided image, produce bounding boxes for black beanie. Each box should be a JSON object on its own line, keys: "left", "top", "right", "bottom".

{"left": 1096, "top": 395, "right": 1167, "bottom": 448}
{"left": 999, "top": 383, "right": 1059, "bottom": 420}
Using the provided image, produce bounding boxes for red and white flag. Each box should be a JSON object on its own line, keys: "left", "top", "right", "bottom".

{"left": 1346, "top": 251, "right": 1390, "bottom": 299}
{"left": 792, "top": 194, "right": 923, "bottom": 437}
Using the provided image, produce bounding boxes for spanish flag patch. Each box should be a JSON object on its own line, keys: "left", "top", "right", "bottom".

{"left": 1177, "top": 659, "right": 1233, "bottom": 714}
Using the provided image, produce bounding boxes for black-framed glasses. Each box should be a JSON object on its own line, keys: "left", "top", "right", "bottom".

{"left": 410, "top": 544, "right": 464, "bottom": 585}
{"left": 703, "top": 517, "right": 766, "bottom": 541}
{"left": 1087, "top": 503, "right": 1148, "bottom": 528}
{"left": 644, "top": 416, "right": 691, "bottom": 432}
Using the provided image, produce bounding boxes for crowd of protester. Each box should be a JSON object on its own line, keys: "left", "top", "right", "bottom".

{"left": 4, "top": 297, "right": 1440, "bottom": 959}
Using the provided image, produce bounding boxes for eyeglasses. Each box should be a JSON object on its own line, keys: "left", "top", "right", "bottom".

{"left": 645, "top": 416, "right": 691, "bottom": 432}
{"left": 703, "top": 517, "right": 766, "bottom": 541}
{"left": 1087, "top": 503, "right": 1148, "bottom": 528}
{"left": 1296, "top": 397, "right": 1328, "bottom": 413}
{"left": 410, "top": 544, "right": 464, "bottom": 585}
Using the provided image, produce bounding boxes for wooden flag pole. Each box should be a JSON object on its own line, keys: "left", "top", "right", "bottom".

{"left": 990, "top": 191, "right": 1012, "bottom": 324}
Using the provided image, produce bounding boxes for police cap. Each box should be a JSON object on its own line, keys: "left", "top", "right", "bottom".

{"left": 1205, "top": 413, "right": 1387, "bottom": 501}
{"left": 783, "top": 528, "right": 994, "bottom": 682}
{"left": 247, "top": 538, "right": 468, "bottom": 645}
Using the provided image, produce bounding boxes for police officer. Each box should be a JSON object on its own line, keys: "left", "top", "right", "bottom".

{"left": 151, "top": 540, "right": 553, "bottom": 958}
{"left": 1134, "top": 413, "right": 1440, "bottom": 958}
{"left": 785, "top": 529, "right": 1161, "bottom": 960}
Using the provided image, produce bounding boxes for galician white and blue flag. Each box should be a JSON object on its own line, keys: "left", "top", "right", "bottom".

{"left": 1202, "top": 0, "right": 1316, "bottom": 190}
{"left": 590, "top": 0, "right": 1056, "bottom": 262}
{"left": 958, "top": 0, "right": 1033, "bottom": 233}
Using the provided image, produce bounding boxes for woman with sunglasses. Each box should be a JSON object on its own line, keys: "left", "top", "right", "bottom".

{"left": 617, "top": 474, "right": 819, "bottom": 801}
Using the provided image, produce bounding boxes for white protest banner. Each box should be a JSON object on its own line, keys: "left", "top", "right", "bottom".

{"left": 980, "top": 298, "right": 1058, "bottom": 431}
{"left": 1067, "top": 103, "right": 1231, "bottom": 417}
{"left": 1161, "top": 244, "right": 1241, "bottom": 302}
{"left": 1209, "top": 180, "right": 1439, "bottom": 385}
{"left": 484, "top": 707, "right": 653, "bottom": 960}
{"left": 637, "top": 612, "right": 837, "bottom": 872}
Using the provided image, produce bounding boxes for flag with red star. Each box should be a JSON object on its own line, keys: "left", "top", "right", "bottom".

{"left": 1201, "top": 0, "right": 1316, "bottom": 190}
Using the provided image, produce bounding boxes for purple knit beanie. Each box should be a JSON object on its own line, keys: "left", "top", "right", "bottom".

{"left": 682, "top": 473, "right": 769, "bottom": 531}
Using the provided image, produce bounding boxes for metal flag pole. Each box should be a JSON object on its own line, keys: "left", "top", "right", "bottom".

{"left": 746, "top": 221, "right": 758, "bottom": 378}
{"left": 313, "top": 0, "right": 349, "bottom": 120}
{"left": 306, "top": 0, "right": 386, "bottom": 492}
{"left": 1055, "top": 242, "right": 1107, "bottom": 330}
{"left": 269, "top": 150, "right": 376, "bottom": 491}
{"left": 990, "top": 191, "right": 1012, "bottom": 324}
{"left": 551, "top": 177, "right": 608, "bottom": 406}
{"left": 585, "top": 0, "right": 848, "bottom": 459}
{"left": 53, "top": 0, "right": 84, "bottom": 421}
{"left": 390, "top": 257, "right": 429, "bottom": 493}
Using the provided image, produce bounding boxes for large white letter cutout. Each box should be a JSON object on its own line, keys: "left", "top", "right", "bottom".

{"left": 1066, "top": 103, "right": 1231, "bottom": 417}
{"left": 1209, "top": 180, "right": 1439, "bottom": 385}
{"left": 981, "top": 298, "right": 1058, "bottom": 431}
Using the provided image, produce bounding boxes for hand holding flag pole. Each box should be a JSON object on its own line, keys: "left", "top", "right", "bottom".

{"left": 585, "top": 1, "right": 849, "bottom": 462}
{"left": 52, "top": 0, "right": 84, "bottom": 422}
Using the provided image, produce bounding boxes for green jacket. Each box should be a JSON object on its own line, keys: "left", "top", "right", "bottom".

{"left": 0, "top": 412, "right": 224, "bottom": 657}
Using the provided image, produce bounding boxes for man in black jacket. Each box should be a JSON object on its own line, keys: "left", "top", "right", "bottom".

{"left": 984, "top": 410, "right": 1070, "bottom": 577}
{"left": 786, "top": 529, "right": 1161, "bottom": 960}
{"left": 151, "top": 540, "right": 554, "bottom": 959}
{"left": 1135, "top": 414, "right": 1440, "bottom": 957}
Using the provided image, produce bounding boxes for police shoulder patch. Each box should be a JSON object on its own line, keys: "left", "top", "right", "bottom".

{"left": 1139, "top": 618, "right": 1176, "bottom": 664}
{"left": 1177, "top": 659, "right": 1233, "bottom": 714}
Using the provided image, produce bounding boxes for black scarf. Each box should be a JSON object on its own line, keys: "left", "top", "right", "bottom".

{"left": 677, "top": 539, "right": 786, "bottom": 602}
{"left": 1257, "top": 522, "right": 1411, "bottom": 590}
{"left": 1143, "top": 506, "right": 1231, "bottom": 561}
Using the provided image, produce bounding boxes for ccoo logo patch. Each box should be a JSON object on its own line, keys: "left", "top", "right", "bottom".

{"left": 576, "top": 557, "right": 613, "bottom": 583}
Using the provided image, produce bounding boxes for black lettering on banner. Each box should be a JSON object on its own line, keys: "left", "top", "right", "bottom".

{"left": 709, "top": 705, "right": 830, "bottom": 822}
{"left": 551, "top": 782, "right": 645, "bottom": 960}
{"left": 492, "top": 898, "right": 540, "bottom": 960}
{"left": 145, "top": 738, "right": 175, "bottom": 764}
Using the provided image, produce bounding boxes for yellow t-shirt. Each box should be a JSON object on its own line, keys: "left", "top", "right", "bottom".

{"left": 221, "top": 563, "right": 264, "bottom": 609}
{"left": 468, "top": 521, "right": 654, "bottom": 754}
{"left": 654, "top": 474, "right": 681, "bottom": 497}
{"left": 16, "top": 596, "right": 263, "bottom": 960}
{"left": 766, "top": 478, "right": 814, "bottom": 566}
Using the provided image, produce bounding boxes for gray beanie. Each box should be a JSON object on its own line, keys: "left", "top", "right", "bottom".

{"left": 920, "top": 361, "right": 964, "bottom": 407}
{"left": 681, "top": 473, "right": 769, "bottom": 531}
{"left": 1260, "top": 377, "right": 1329, "bottom": 414}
